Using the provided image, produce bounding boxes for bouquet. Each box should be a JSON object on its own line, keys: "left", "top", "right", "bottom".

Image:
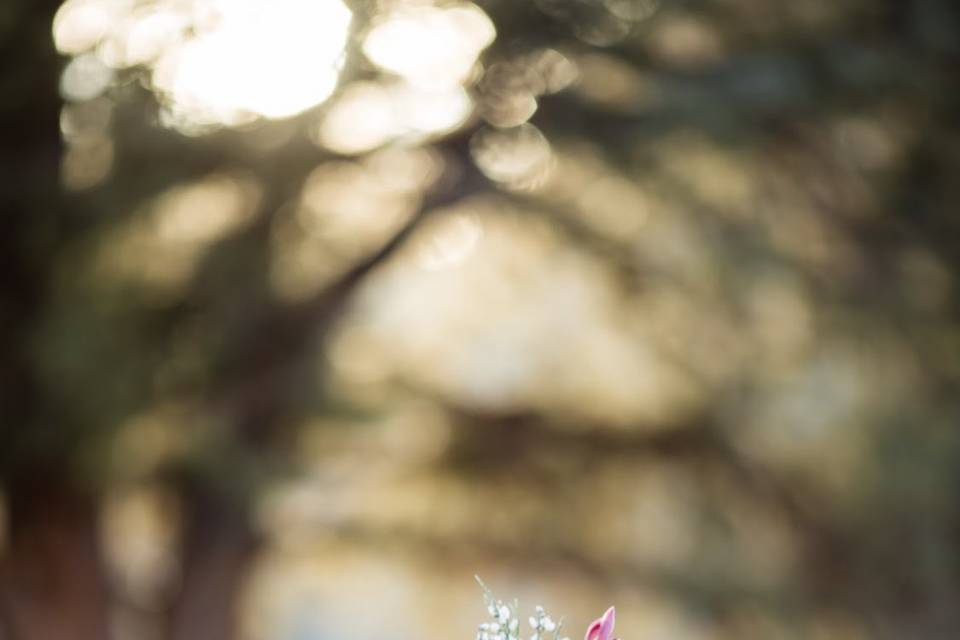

{"left": 474, "top": 577, "right": 617, "bottom": 640}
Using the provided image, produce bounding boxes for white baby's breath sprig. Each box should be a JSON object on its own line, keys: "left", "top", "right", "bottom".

{"left": 475, "top": 576, "right": 564, "bottom": 640}
{"left": 476, "top": 576, "right": 520, "bottom": 640}
{"left": 526, "top": 602, "right": 564, "bottom": 640}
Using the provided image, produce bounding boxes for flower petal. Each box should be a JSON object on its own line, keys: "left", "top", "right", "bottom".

{"left": 584, "top": 607, "right": 615, "bottom": 640}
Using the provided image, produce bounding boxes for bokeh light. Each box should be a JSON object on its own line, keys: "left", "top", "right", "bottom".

{"left": 313, "top": 81, "right": 473, "bottom": 154}
{"left": 362, "top": 3, "right": 495, "bottom": 90}
{"left": 54, "top": 0, "right": 352, "bottom": 130}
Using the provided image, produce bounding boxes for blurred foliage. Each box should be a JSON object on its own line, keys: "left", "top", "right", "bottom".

{"left": 2, "top": 0, "right": 960, "bottom": 639}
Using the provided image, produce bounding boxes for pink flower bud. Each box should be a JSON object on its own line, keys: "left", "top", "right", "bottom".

{"left": 584, "top": 607, "right": 615, "bottom": 640}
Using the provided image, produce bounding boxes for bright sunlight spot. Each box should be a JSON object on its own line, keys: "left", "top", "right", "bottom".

{"left": 54, "top": 0, "right": 352, "bottom": 131}
{"left": 363, "top": 3, "right": 495, "bottom": 91}
{"left": 153, "top": 0, "right": 351, "bottom": 129}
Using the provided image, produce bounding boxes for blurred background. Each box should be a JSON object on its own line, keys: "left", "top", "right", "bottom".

{"left": 2, "top": 0, "right": 959, "bottom": 638}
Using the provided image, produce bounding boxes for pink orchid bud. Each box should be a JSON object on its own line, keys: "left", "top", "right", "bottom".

{"left": 584, "top": 607, "right": 615, "bottom": 640}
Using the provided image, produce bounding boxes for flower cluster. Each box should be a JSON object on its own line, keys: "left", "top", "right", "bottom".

{"left": 474, "top": 578, "right": 618, "bottom": 640}
{"left": 528, "top": 605, "right": 561, "bottom": 640}
{"left": 474, "top": 576, "right": 576, "bottom": 640}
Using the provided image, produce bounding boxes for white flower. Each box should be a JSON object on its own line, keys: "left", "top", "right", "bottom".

{"left": 475, "top": 576, "right": 570, "bottom": 640}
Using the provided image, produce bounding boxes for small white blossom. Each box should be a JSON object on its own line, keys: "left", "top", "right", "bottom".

{"left": 476, "top": 576, "right": 572, "bottom": 640}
